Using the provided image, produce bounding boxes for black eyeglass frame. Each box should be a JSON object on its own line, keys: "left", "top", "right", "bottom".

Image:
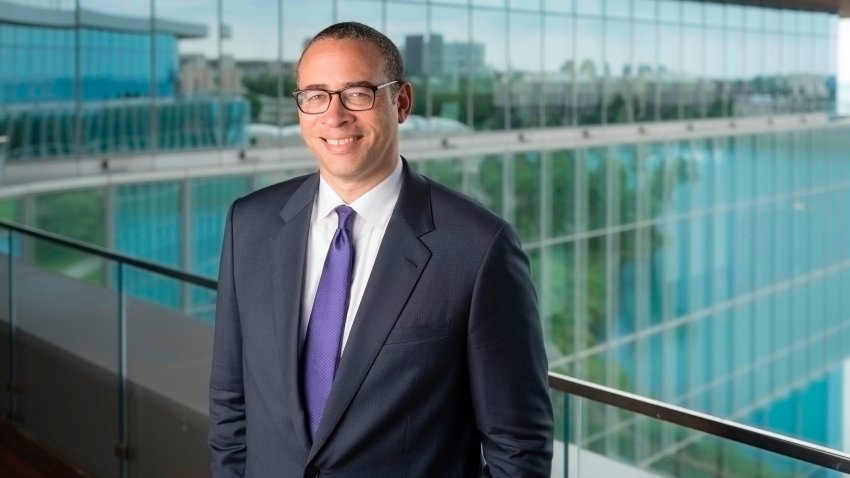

{"left": 291, "top": 80, "right": 400, "bottom": 114}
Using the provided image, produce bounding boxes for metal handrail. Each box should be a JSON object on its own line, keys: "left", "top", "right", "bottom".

{"left": 0, "top": 219, "right": 216, "bottom": 289}
{"left": 2, "top": 220, "right": 849, "bottom": 473}
{"left": 549, "top": 372, "right": 850, "bottom": 472}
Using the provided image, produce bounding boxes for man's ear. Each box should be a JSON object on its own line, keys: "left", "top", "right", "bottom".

{"left": 397, "top": 82, "right": 413, "bottom": 124}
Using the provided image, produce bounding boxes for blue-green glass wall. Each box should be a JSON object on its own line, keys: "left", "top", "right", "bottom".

{"left": 16, "top": 124, "right": 848, "bottom": 458}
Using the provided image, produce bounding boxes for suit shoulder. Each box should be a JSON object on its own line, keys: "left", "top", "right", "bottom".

{"left": 230, "top": 172, "right": 315, "bottom": 217}
{"left": 424, "top": 176, "right": 508, "bottom": 235}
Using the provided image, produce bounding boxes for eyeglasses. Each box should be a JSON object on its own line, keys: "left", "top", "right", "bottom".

{"left": 291, "top": 81, "right": 399, "bottom": 114}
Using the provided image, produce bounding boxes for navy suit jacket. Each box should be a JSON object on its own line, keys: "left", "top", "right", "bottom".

{"left": 209, "top": 159, "right": 553, "bottom": 477}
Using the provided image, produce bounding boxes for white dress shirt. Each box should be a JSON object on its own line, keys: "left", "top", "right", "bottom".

{"left": 300, "top": 159, "right": 403, "bottom": 353}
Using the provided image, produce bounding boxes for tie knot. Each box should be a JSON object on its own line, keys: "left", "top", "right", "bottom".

{"left": 334, "top": 205, "right": 356, "bottom": 233}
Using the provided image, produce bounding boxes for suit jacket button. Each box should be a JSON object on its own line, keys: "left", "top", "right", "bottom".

{"left": 305, "top": 466, "right": 320, "bottom": 478}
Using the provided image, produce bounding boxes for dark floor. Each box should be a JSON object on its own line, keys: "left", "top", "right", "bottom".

{"left": 0, "top": 419, "right": 91, "bottom": 478}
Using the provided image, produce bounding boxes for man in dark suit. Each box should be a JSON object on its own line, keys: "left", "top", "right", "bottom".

{"left": 209, "top": 22, "right": 553, "bottom": 477}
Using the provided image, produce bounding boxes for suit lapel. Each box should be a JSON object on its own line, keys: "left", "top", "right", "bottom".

{"left": 307, "top": 161, "right": 434, "bottom": 461}
{"left": 270, "top": 174, "right": 319, "bottom": 455}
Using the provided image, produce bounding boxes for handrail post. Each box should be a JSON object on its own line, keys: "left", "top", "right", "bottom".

{"left": 6, "top": 230, "right": 18, "bottom": 421}
{"left": 115, "top": 262, "right": 129, "bottom": 477}
{"left": 563, "top": 392, "right": 570, "bottom": 477}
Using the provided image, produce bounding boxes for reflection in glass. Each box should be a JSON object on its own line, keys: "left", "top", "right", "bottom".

{"left": 543, "top": 14, "right": 574, "bottom": 126}
{"left": 514, "top": 152, "right": 541, "bottom": 243}
{"left": 387, "top": 2, "right": 428, "bottom": 118}
{"left": 575, "top": 17, "right": 603, "bottom": 124}
{"left": 508, "top": 12, "right": 542, "bottom": 128}
{"left": 429, "top": 5, "right": 472, "bottom": 127}
{"left": 605, "top": 19, "right": 632, "bottom": 124}
{"left": 471, "top": 7, "right": 508, "bottom": 129}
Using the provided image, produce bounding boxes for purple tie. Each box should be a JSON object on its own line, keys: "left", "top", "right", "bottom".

{"left": 302, "top": 205, "right": 356, "bottom": 440}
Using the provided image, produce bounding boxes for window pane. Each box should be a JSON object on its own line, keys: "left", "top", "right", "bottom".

{"left": 509, "top": 11, "right": 542, "bottom": 128}
{"left": 471, "top": 7, "right": 508, "bottom": 130}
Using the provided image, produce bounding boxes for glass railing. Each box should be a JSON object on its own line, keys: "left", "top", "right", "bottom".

{"left": 0, "top": 220, "right": 215, "bottom": 477}
{"left": 549, "top": 372, "right": 850, "bottom": 477}
{"left": 2, "top": 219, "right": 849, "bottom": 478}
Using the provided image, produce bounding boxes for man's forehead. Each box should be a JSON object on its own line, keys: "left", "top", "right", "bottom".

{"left": 298, "top": 38, "right": 386, "bottom": 83}
{"left": 302, "top": 37, "right": 379, "bottom": 58}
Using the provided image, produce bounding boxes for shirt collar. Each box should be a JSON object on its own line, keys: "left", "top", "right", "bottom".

{"left": 314, "top": 158, "right": 403, "bottom": 228}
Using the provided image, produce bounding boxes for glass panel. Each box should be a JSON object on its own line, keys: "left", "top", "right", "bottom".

{"left": 514, "top": 151, "right": 542, "bottom": 242}
{"left": 704, "top": 3, "right": 723, "bottom": 27}
{"left": 544, "top": 0, "right": 573, "bottom": 14}
{"left": 657, "top": 0, "right": 679, "bottom": 24}
{"left": 473, "top": 0, "right": 505, "bottom": 7}
{"left": 575, "top": 0, "right": 602, "bottom": 16}
{"left": 115, "top": 182, "right": 182, "bottom": 283}
{"left": 705, "top": 27, "right": 725, "bottom": 117}
{"left": 430, "top": 5, "right": 473, "bottom": 128}
{"left": 633, "top": 19, "right": 657, "bottom": 122}
{"left": 125, "top": 266, "right": 214, "bottom": 477}
{"left": 681, "top": 25, "right": 704, "bottom": 119}
{"left": 419, "top": 157, "right": 463, "bottom": 191}
{"left": 549, "top": 149, "right": 575, "bottom": 237}
{"left": 743, "top": 29, "right": 767, "bottom": 116}
{"left": 657, "top": 22, "right": 681, "bottom": 120}
{"left": 681, "top": 0, "right": 702, "bottom": 26}
{"left": 574, "top": 17, "right": 603, "bottom": 124}
{"left": 554, "top": 391, "right": 845, "bottom": 477}
{"left": 584, "top": 147, "right": 607, "bottom": 232}
{"left": 0, "top": 229, "right": 11, "bottom": 414}
{"left": 614, "top": 230, "right": 636, "bottom": 338}
{"left": 545, "top": 241, "right": 575, "bottom": 367}
{"left": 605, "top": 18, "right": 632, "bottom": 124}
{"left": 190, "top": 176, "right": 252, "bottom": 279}
{"left": 632, "top": 0, "right": 654, "bottom": 21}
{"left": 215, "top": 0, "right": 290, "bottom": 145}
{"left": 605, "top": 0, "right": 629, "bottom": 18}
{"left": 467, "top": 154, "right": 504, "bottom": 216}
{"left": 388, "top": 2, "right": 428, "bottom": 119}
{"left": 509, "top": 11, "right": 543, "bottom": 128}
{"left": 726, "top": 28, "right": 745, "bottom": 117}
{"left": 338, "top": 0, "right": 383, "bottom": 26}
{"left": 471, "top": 7, "right": 508, "bottom": 130}
{"left": 14, "top": 234, "right": 118, "bottom": 477}
{"left": 33, "top": 188, "right": 106, "bottom": 245}
{"left": 612, "top": 144, "right": 637, "bottom": 226}
{"left": 543, "top": 14, "right": 574, "bottom": 126}
{"left": 79, "top": 0, "right": 154, "bottom": 156}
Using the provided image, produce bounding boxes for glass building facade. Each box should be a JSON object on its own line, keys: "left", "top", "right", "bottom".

{"left": 1, "top": 0, "right": 848, "bottom": 476}
{"left": 0, "top": 0, "right": 248, "bottom": 163}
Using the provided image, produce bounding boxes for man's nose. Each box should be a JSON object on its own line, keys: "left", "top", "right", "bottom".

{"left": 321, "top": 94, "right": 353, "bottom": 126}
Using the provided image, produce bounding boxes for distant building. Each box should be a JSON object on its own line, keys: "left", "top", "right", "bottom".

{"left": 404, "top": 34, "right": 486, "bottom": 77}
{"left": 234, "top": 59, "right": 296, "bottom": 81}
{"left": 0, "top": 0, "right": 247, "bottom": 163}
{"left": 179, "top": 54, "right": 244, "bottom": 95}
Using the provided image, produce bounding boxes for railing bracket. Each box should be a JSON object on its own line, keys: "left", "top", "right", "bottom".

{"left": 114, "top": 443, "right": 133, "bottom": 460}
{"left": 6, "top": 380, "right": 23, "bottom": 394}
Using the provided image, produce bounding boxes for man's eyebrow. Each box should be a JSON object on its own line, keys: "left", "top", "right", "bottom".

{"left": 300, "top": 80, "right": 378, "bottom": 90}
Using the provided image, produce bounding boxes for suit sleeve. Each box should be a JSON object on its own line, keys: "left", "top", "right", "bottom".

{"left": 467, "top": 222, "right": 554, "bottom": 478}
{"left": 209, "top": 203, "right": 247, "bottom": 477}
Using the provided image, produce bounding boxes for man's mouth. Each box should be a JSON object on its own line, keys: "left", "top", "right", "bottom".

{"left": 324, "top": 136, "right": 361, "bottom": 146}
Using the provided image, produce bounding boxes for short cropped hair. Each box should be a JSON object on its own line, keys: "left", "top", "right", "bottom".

{"left": 297, "top": 22, "right": 406, "bottom": 86}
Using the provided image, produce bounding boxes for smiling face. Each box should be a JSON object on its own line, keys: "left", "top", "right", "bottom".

{"left": 296, "top": 38, "right": 413, "bottom": 202}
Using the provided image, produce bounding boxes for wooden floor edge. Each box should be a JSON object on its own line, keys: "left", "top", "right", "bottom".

{"left": 0, "top": 416, "right": 95, "bottom": 478}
